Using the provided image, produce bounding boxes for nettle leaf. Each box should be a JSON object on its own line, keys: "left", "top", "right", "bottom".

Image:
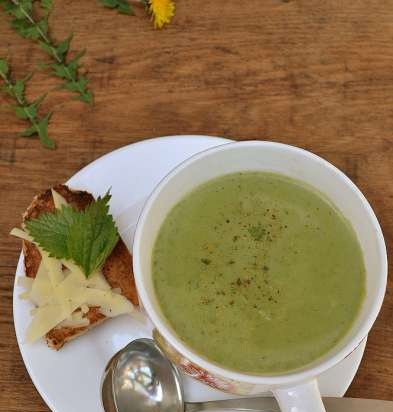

{"left": 5, "top": 0, "right": 33, "bottom": 19}
{"left": 0, "top": 58, "right": 56, "bottom": 149}
{"left": 63, "top": 76, "right": 88, "bottom": 94}
{"left": 19, "top": 123, "right": 37, "bottom": 137}
{"left": 37, "top": 111, "right": 55, "bottom": 149}
{"left": 77, "top": 75, "right": 88, "bottom": 89}
{"left": 68, "top": 192, "right": 119, "bottom": 276}
{"left": 24, "top": 102, "right": 38, "bottom": 118}
{"left": 26, "top": 204, "right": 76, "bottom": 258}
{"left": 26, "top": 191, "right": 119, "bottom": 276}
{"left": 5, "top": 6, "right": 26, "bottom": 19}
{"left": 99, "top": 0, "right": 134, "bottom": 15}
{"left": 11, "top": 19, "right": 40, "bottom": 39}
{"left": 0, "top": 84, "right": 13, "bottom": 97}
{"left": 117, "top": 1, "right": 133, "bottom": 15}
{"left": 39, "top": 40, "right": 55, "bottom": 57}
{"left": 56, "top": 34, "right": 72, "bottom": 60}
{"left": 68, "top": 49, "right": 85, "bottom": 71}
{"left": 19, "top": 0, "right": 34, "bottom": 13}
{"left": 40, "top": 0, "right": 53, "bottom": 14}
{"left": 13, "top": 79, "right": 25, "bottom": 101}
{"left": 51, "top": 63, "right": 69, "bottom": 79}
{"left": 37, "top": 18, "right": 48, "bottom": 36}
{"left": 77, "top": 89, "right": 93, "bottom": 105}
{"left": 64, "top": 80, "right": 80, "bottom": 92}
{"left": 15, "top": 106, "right": 29, "bottom": 119}
{"left": 99, "top": 0, "right": 117, "bottom": 6}
{"left": 0, "top": 58, "right": 9, "bottom": 75}
{"left": 18, "top": 112, "right": 55, "bottom": 148}
{"left": 1, "top": 1, "right": 93, "bottom": 105}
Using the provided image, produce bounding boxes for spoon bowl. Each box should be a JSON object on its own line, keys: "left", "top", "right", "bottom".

{"left": 102, "top": 338, "right": 184, "bottom": 412}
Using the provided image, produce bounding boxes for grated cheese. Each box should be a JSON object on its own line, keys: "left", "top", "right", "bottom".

{"left": 17, "top": 276, "right": 34, "bottom": 290}
{"left": 29, "top": 261, "right": 54, "bottom": 306}
{"left": 41, "top": 252, "right": 64, "bottom": 288}
{"left": 10, "top": 227, "right": 34, "bottom": 243}
{"left": 57, "top": 310, "right": 90, "bottom": 328}
{"left": 26, "top": 304, "right": 67, "bottom": 343}
{"left": 84, "top": 288, "right": 133, "bottom": 317}
{"left": 51, "top": 189, "right": 68, "bottom": 210}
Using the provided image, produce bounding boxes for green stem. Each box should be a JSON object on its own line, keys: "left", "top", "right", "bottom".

{"left": 10, "top": 0, "right": 61, "bottom": 61}
{"left": 0, "top": 69, "right": 41, "bottom": 132}
{"left": 11, "top": 0, "right": 88, "bottom": 99}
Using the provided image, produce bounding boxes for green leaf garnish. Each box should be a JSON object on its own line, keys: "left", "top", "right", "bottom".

{"left": 25, "top": 191, "right": 119, "bottom": 277}
{"left": 98, "top": 0, "right": 134, "bottom": 15}
{"left": 0, "top": 0, "right": 93, "bottom": 105}
{"left": 40, "top": 0, "right": 53, "bottom": 15}
{"left": 0, "top": 57, "right": 55, "bottom": 149}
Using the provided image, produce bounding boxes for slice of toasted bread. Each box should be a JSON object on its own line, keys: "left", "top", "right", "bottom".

{"left": 22, "top": 184, "right": 138, "bottom": 350}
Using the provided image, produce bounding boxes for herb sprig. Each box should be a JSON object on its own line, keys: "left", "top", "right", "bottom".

{"left": 0, "top": 0, "right": 93, "bottom": 104}
{"left": 25, "top": 191, "right": 119, "bottom": 277}
{"left": 98, "top": 0, "right": 134, "bottom": 15}
{"left": 0, "top": 58, "right": 55, "bottom": 149}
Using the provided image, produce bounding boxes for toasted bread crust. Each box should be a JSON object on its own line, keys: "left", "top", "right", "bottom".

{"left": 102, "top": 241, "right": 138, "bottom": 305}
{"left": 46, "top": 307, "right": 106, "bottom": 350}
{"left": 21, "top": 184, "right": 138, "bottom": 350}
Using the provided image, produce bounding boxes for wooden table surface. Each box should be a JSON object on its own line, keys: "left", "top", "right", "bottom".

{"left": 1, "top": 0, "right": 392, "bottom": 410}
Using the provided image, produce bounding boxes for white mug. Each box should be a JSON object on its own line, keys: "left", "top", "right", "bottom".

{"left": 133, "top": 141, "right": 387, "bottom": 412}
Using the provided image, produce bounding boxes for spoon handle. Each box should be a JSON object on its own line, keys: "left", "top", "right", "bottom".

{"left": 184, "top": 396, "right": 393, "bottom": 412}
{"left": 184, "top": 397, "right": 279, "bottom": 412}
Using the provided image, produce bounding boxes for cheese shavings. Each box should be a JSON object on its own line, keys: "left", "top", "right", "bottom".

{"left": 29, "top": 261, "right": 53, "bottom": 306}
{"left": 12, "top": 228, "right": 135, "bottom": 343}
{"left": 51, "top": 189, "right": 68, "bottom": 210}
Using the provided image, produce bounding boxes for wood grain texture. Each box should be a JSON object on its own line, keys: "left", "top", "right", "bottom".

{"left": 0, "top": 0, "right": 392, "bottom": 410}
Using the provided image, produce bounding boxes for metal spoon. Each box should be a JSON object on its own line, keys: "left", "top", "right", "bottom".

{"left": 101, "top": 338, "right": 277, "bottom": 412}
{"left": 102, "top": 339, "right": 393, "bottom": 412}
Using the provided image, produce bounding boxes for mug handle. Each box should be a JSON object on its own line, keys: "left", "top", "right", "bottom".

{"left": 273, "top": 379, "right": 326, "bottom": 412}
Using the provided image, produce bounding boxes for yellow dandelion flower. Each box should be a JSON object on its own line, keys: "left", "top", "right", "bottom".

{"left": 148, "top": 0, "right": 175, "bottom": 29}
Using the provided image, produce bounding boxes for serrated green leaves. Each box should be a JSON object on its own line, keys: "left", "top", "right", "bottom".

{"left": 0, "top": 58, "right": 9, "bottom": 76}
{"left": 25, "top": 191, "right": 119, "bottom": 277}
{"left": 40, "top": 0, "right": 53, "bottom": 15}
{"left": 14, "top": 94, "right": 45, "bottom": 120}
{"left": 48, "top": 47, "right": 93, "bottom": 104}
{"left": 98, "top": 0, "right": 134, "bottom": 15}
{"left": 13, "top": 79, "right": 25, "bottom": 100}
{"left": 45, "top": 42, "right": 93, "bottom": 104}
{"left": 19, "top": 123, "right": 37, "bottom": 137}
{"left": 0, "top": 57, "right": 56, "bottom": 149}
{"left": 11, "top": 17, "right": 47, "bottom": 39}
{"left": 18, "top": 112, "right": 55, "bottom": 149}
{"left": 2, "top": 0, "right": 33, "bottom": 19}
{"left": 35, "top": 111, "right": 55, "bottom": 149}
{"left": 56, "top": 34, "right": 72, "bottom": 60}
{"left": 15, "top": 106, "right": 30, "bottom": 120}
{"left": 1, "top": 0, "right": 93, "bottom": 105}
{"left": 25, "top": 202, "right": 76, "bottom": 258}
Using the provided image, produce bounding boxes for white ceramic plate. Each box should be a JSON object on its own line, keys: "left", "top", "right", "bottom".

{"left": 13, "top": 135, "right": 366, "bottom": 412}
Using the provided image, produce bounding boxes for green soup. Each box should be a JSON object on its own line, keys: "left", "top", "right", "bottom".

{"left": 152, "top": 172, "right": 365, "bottom": 374}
